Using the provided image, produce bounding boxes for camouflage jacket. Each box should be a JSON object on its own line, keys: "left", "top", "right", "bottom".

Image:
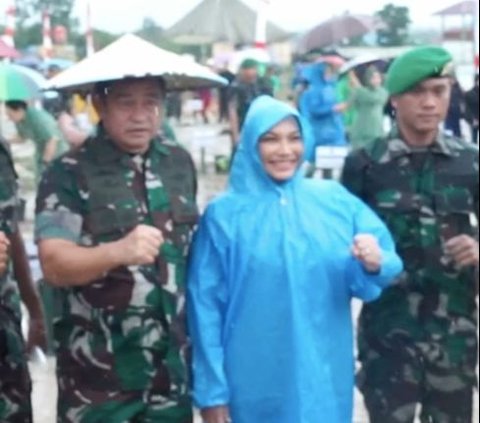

{"left": 0, "top": 139, "right": 21, "bottom": 318}
{"left": 342, "top": 129, "right": 479, "bottom": 362}
{"left": 35, "top": 129, "right": 198, "bottom": 396}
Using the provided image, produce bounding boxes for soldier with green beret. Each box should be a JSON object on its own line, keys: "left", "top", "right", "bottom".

{"left": 342, "top": 45, "right": 479, "bottom": 422}
{"left": 35, "top": 75, "right": 198, "bottom": 423}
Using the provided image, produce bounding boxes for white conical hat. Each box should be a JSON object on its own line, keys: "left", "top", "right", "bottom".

{"left": 45, "top": 33, "right": 226, "bottom": 92}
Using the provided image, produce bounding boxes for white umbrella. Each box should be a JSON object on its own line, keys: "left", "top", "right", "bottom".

{"left": 44, "top": 34, "right": 227, "bottom": 92}
{"left": 339, "top": 53, "right": 386, "bottom": 74}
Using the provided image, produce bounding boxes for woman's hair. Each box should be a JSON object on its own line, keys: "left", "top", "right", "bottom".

{"left": 5, "top": 100, "right": 28, "bottom": 111}
{"left": 362, "top": 65, "right": 381, "bottom": 86}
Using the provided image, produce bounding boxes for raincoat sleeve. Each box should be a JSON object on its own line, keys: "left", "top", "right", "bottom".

{"left": 342, "top": 185, "right": 403, "bottom": 301}
{"left": 304, "top": 89, "right": 336, "bottom": 118}
{"left": 187, "top": 208, "right": 230, "bottom": 408}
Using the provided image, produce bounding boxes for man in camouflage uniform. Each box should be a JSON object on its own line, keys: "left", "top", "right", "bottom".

{"left": 35, "top": 77, "right": 197, "bottom": 423}
{"left": 1, "top": 138, "right": 46, "bottom": 423}
{"left": 342, "top": 46, "right": 479, "bottom": 422}
{"left": 228, "top": 59, "right": 273, "bottom": 147}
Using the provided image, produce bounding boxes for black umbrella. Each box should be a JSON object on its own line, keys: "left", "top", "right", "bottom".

{"left": 297, "top": 14, "right": 383, "bottom": 54}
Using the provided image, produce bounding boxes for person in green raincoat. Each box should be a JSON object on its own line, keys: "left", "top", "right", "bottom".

{"left": 6, "top": 100, "right": 68, "bottom": 184}
{"left": 337, "top": 72, "right": 356, "bottom": 137}
{"left": 349, "top": 66, "right": 389, "bottom": 149}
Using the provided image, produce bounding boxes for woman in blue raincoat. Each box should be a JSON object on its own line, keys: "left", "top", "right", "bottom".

{"left": 299, "top": 62, "right": 347, "bottom": 160}
{"left": 187, "top": 96, "right": 403, "bottom": 423}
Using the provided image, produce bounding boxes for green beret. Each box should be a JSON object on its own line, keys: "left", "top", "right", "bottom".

{"left": 240, "top": 58, "right": 259, "bottom": 69}
{"left": 386, "top": 46, "right": 454, "bottom": 95}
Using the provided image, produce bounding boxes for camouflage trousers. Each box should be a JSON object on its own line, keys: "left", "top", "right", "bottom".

{"left": 357, "top": 340, "right": 477, "bottom": 423}
{"left": 57, "top": 386, "right": 193, "bottom": 423}
{"left": 0, "top": 309, "right": 32, "bottom": 423}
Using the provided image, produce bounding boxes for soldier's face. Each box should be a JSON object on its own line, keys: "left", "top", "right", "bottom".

{"left": 259, "top": 117, "right": 304, "bottom": 182}
{"left": 241, "top": 67, "right": 258, "bottom": 83}
{"left": 95, "top": 78, "right": 164, "bottom": 154}
{"left": 392, "top": 78, "right": 452, "bottom": 134}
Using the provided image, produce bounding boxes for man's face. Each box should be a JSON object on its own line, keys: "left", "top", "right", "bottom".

{"left": 94, "top": 78, "right": 164, "bottom": 154}
{"left": 240, "top": 67, "right": 258, "bottom": 83}
{"left": 6, "top": 107, "right": 25, "bottom": 124}
{"left": 392, "top": 78, "right": 452, "bottom": 134}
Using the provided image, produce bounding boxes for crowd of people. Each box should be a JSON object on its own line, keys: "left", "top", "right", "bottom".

{"left": 0, "top": 44, "right": 479, "bottom": 423}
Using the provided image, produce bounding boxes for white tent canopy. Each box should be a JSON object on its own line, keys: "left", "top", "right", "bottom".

{"left": 45, "top": 34, "right": 227, "bottom": 92}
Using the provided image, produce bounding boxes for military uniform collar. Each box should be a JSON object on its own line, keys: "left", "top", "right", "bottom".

{"left": 0, "top": 138, "right": 17, "bottom": 178}
{"left": 90, "top": 124, "right": 170, "bottom": 164}
{"left": 386, "top": 126, "right": 455, "bottom": 159}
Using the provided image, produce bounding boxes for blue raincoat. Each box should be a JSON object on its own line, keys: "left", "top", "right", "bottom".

{"left": 187, "top": 96, "right": 403, "bottom": 423}
{"left": 299, "top": 62, "right": 347, "bottom": 156}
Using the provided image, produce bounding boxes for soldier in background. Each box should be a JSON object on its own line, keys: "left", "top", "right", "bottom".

{"left": 0, "top": 138, "right": 46, "bottom": 423}
{"left": 342, "top": 46, "right": 479, "bottom": 423}
{"left": 5, "top": 100, "right": 68, "bottom": 185}
{"left": 228, "top": 59, "right": 273, "bottom": 148}
{"left": 35, "top": 76, "right": 197, "bottom": 423}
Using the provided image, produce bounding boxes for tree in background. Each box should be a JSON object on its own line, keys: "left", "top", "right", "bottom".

{"left": 136, "top": 18, "right": 181, "bottom": 53}
{"left": 376, "top": 4, "right": 411, "bottom": 46}
{"left": 15, "top": 0, "right": 77, "bottom": 47}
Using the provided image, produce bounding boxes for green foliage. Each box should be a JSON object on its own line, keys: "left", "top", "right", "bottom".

{"left": 136, "top": 18, "right": 181, "bottom": 54}
{"left": 72, "top": 29, "right": 120, "bottom": 59}
{"left": 14, "top": 0, "right": 76, "bottom": 49}
{"left": 16, "top": 0, "right": 75, "bottom": 27}
{"left": 376, "top": 3, "right": 412, "bottom": 46}
{"left": 12, "top": 4, "right": 193, "bottom": 60}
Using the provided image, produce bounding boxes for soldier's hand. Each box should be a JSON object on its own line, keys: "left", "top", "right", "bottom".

{"left": 444, "top": 235, "right": 479, "bottom": 269}
{"left": 27, "top": 315, "right": 48, "bottom": 353}
{"left": 116, "top": 225, "right": 164, "bottom": 266}
{"left": 0, "top": 231, "right": 10, "bottom": 276}
{"left": 201, "top": 406, "right": 231, "bottom": 423}
{"left": 352, "top": 234, "right": 382, "bottom": 274}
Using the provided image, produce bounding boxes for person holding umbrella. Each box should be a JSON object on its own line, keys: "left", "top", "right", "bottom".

{"left": 348, "top": 66, "right": 389, "bottom": 149}
{"left": 5, "top": 100, "right": 68, "bottom": 184}
{"left": 34, "top": 34, "right": 225, "bottom": 423}
{"left": 299, "top": 61, "right": 347, "bottom": 153}
{"left": 1, "top": 53, "right": 67, "bottom": 172}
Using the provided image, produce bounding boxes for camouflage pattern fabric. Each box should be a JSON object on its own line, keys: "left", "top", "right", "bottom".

{"left": 342, "top": 128, "right": 479, "bottom": 423}
{"left": 0, "top": 139, "right": 32, "bottom": 423}
{"left": 35, "top": 128, "right": 198, "bottom": 423}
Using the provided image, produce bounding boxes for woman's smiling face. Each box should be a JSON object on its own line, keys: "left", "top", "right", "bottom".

{"left": 258, "top": 117, "right": 304, "bottom": 182}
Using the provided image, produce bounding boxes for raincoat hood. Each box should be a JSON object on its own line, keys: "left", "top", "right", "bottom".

{"left": 301, "top": 62, "right": 331, "bottom": 85}
{"left": 230, "top": 95, "right": 313, "bottom": 195}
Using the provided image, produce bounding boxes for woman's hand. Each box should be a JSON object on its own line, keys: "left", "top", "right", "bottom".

{"left": 352, "top": 234, "right": 382, "bottom": 274}
{"left": 201, "top": 405, "right": 231, "bottom": 423}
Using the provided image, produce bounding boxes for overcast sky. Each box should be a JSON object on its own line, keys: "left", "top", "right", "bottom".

{"left": 0, "top": 0, "right": 474, "bottom": 33}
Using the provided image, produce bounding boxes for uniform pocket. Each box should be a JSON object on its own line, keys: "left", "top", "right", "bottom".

{"left": 434, "top": 188, "right": 475, "bottom": 238}
{"left": 170, "top": 195, "right": 199, "bottom": 251}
